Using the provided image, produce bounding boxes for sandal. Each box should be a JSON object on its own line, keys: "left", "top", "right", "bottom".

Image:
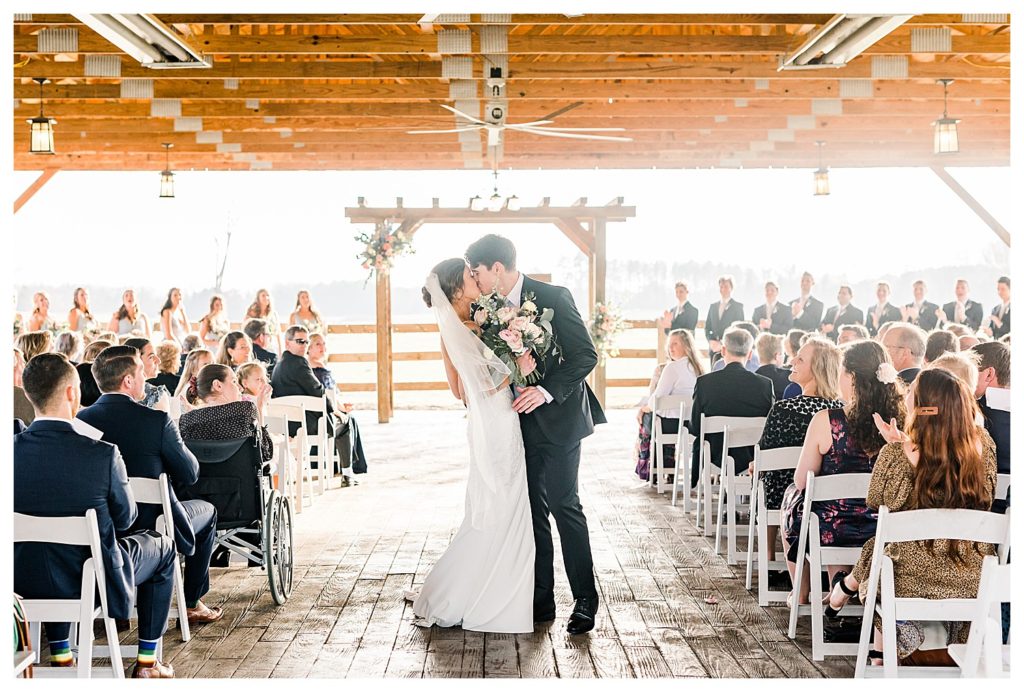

{"left": 824, "top": 571, "right": 857, "bottom": 619}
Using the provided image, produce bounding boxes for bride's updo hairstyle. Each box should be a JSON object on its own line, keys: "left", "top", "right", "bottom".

{"left": 422, "top": 258, "right": 467, "bottom": 308}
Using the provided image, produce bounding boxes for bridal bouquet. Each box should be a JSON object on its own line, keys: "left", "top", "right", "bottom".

{"left": 472, "top": 291, "right": 555, "bottom": 386}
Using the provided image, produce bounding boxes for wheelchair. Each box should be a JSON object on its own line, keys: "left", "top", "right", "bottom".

{"left": 181, "top": 435, "right": 294, "bottom": 605}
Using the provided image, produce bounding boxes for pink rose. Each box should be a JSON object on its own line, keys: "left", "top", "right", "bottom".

{"left": 499, "top": 329, "right": 524, "bottom": 352}
{"left": 511, "top": 316, "right": 530, "bottom": 331}
{"left": 474, "top": 308, "right": 488, "bottom": 325}
{"left": 496, "top": 307, "right": 517, "bottom": 323}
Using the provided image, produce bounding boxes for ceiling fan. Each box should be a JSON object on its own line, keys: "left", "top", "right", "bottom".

{"left": 407, "top": 102, "right": 633, "bottom": 146}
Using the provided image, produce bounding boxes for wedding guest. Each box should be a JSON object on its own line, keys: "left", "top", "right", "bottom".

{"left": 77, "top": 338, "right": 111, "bottom": 407}
{"left": 54, "top": 330, "right": 83, "bottom": 363}
{"left": 972, "top": 341, "right": 1010, "bottom": 475}
{"left": 217, "top": 331, "right": 253, "bottom": 369}
{"left": 13, "top": 347, "right": 34, "bottom": 425}
{"left": 178, "top": 334, "right": 202, "bottom": 375}
{"left": 67, "top": 287, "right": 99, "bottom": 334}
{"left": 781, "top": 340, "right": 905, "bottom": 605}
{"left": 945, "top": 323, "right": 971, "bottom": 339}
{"left": 159, "top": 287, "right": 190, "bottom": 346}
{"left": 820, "top": 285, "right": 864, "bottom": 342}
{"left": 660, "top": 281, "right": 699, "bottom": 335}
{"left": 704, "top": 275, "right": 745, "bottom": 363}
{"left": 789, "top": 272, "right": 825, "bottom": 332}
{"left": 838, "top": 323, "right": 869, "bottom": 345}
{"left": 901, "top": 279, "right": 940, "bottom": 331}
{"left": 93, "top": 330, "right": 118, "bottom": 345}
{"left": 940, "top": 278, "right": 984, "bottom": 331}
{"left": 928, "top": 351, "right": 979, "bottom": 393}
{"left": 109, "top": 288, "right": 151, "bottom": 338}
{"left": 986, "top": 276, "right": 1011, "bottom": 339}
{"left": 711, "top": 321, "right": 761, "bottom": 372}
{"left": 17, "top": 330, "right": 53, "bottom": 362}
{"left": 289, "top": 289, "right": 326, "bottom": 335}
{"left": 174, "top": 349, "right": 214, "bottom": 412}
{"left": 308, "top": 331, "right": 367, "bottom": 481}
{"left": 753, "top": 281, "right": 793, "bottom": 336}
{"left": 635, "top": 337, "right": 674, "bottom": 479}
{"left": 149, "top": 340, "right": 182, "bottom": 394}
{"left": 754, "top": 332, "right": 791, "bottom": 399}
{"left": 881, "top": 324, "right": 926, "bottom": 384}
{"left": 198, "top": 295, "right": 230, "bottom": 351}
{"left": 178, "top": 364, "right": 274, "bottom": 463}
{"left": 823, "top": 368, "right": 996, "bottom": 662}
{"left": 866, "top": 281, "right": 902, "bottom": 337}
{"left": 237, "top": 361, "right": 270, "bottom": 403}
{"left": 244, "top": 288, "right": 282, "bottom": 353}
{"left": 924, "top": 329, "right": 959, "bottom": 363}
{"left": 27, "top": 291, "right": 58, "bottom": 333}
{"left": 960, "top": 333, "right": 981, "bottom": 350}
{"left": 124, "top": 338, "right": 170, "bottom": 411}
{"left": 875, "top": 321, "right": 897, "bottom": 346}
{"left": 243, "top": 319, "right": 277, "bottom": 374}
{"left": 13, "top": 293, "right": 25, "bottom": 341}
{"left": 781, "top": 329, "right": 808, "bottom": 399}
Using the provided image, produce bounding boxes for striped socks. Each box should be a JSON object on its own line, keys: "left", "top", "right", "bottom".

{"left": 49, "top": 639, "right": 73, "bottom": 666}
{"left": 137, "top": 639, "right": 159, "bottom": 667}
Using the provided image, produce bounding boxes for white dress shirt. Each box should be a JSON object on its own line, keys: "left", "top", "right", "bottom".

{"left": 34, "top": 416, "right": 105, "bottom": 440}
{"left": 651, "top": 359, "right": 698, "bottom": 417}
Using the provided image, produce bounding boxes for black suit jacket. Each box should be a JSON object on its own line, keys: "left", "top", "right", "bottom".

{"left": 979, "top": 394, "right": 1010, "bottom": 475}
{"left": 271, "top": 350, "right": 333, "bottom": 437}
{"left": 520, "top": 275, "right": 606, "bottom": 446}
{"left": 990, "top": 304, "right": 1011, "bottom": 339}
{"left": 865, "top": 302, "right": 904, "bottom": 337}
{"left": 686, "top": 362, "right": 775, "bottom": 481}
{"left": 942, "top": 300, "right": 984, "bottom": 332}
{"left": 14, "top": 419, "right": 139, "bottom": 620}
{"left": 898, "top": 367, "right": 921, "bottom": 385}
{"left": 704, "top": 300, "right": 745, "bottom": 349}
{"left": 253, "top": 343, "right": 278, "bottom": 375}
{"left": 820, "top": 304, "right": 865, "bottom": 342}
{"left": 756, "top": 364, "right": 792, "bottom": 400}
{"left": 751, "top": 303, "right": 793, "bottom": 335}
{"left": 77, "top": 393, "right": 200, "bottom": 555}
{"left": 790, "top": 295, "right": 824, "bottom": 332}
{"left": 664, "top": 302, "right": 699, "bottom": 335}
{"left": 904, "top": 301, "right": 940, "bottom": 331}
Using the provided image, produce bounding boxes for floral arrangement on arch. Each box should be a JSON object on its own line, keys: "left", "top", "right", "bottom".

{"left": 356, "top": 222, "right": 415, "bottom": 282}
{"left": 589, "top": 301, "right": 630, "bottom": 366}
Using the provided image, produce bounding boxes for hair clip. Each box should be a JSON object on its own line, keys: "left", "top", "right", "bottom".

{"left": 916, "top": 406, "right": 939, "bottom": 416}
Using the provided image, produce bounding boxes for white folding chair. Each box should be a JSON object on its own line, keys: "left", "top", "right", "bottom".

{"left": 649, "top": 395, "right": 689, "bottom": 495}
{"left": 855, "top": 507, "right": 1011, "bottom": 678}
{"left": 167, "top": 395, "right": 182, "bottom": 423}
{"left": 14, "top": 509, "right": 125, "bottom": 678}
{"left": 274, "top": 394, "right": 333, "bottom": 493}
{"left": 268, "top": 400, "right": 315, "bottom": 511}
{"left": 265, "top": 413, "right": 297, "bottom": 511}
{"left": 694, "top": 415, "right": 766, "bottom": 536}
{"left": 714, "top": 425, "right": 764, "bottom": 564}
{"left": 995, "top": 473, "right": 1010, "bottom": 503}
{"left": 671, "top": 400, "right": 694, "bottom": 510}
{"left": 745, "top": 445, "right": 802, "bottom": 605}
{"left": 948, "top": 555, "right": 1011, "bottom": 678}
{"left": 788, "top": 471, "right": 873, "bottom": 660}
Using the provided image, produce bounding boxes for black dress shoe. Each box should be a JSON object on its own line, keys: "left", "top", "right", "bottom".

{"left": 534, "top": 606, "right": 556, "bottom": 624}
{"left": 566, "top": 596, "right": 598, "bottom": 635}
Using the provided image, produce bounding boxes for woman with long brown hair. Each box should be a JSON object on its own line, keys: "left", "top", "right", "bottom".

{"left": 199, "top": 294, "right": 230, "bottom": 350}
{"left": 108, "top": 288, "right": 151, "bottom": 338}
{"left": 67, "top": 287, "right": 98, "bottom": 334}
{"left": 159, "top": 287, "right": 190, "bottom": 346}
{"left": 289, "top": 289, "right": 325, "bottom": 335}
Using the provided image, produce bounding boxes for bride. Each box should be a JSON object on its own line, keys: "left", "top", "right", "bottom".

{"left": 411, "top": 258, "right": 535, "bottom": 633}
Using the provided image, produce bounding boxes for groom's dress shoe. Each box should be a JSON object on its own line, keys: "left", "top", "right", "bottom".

{"left": 566, "top": 596, "right": 598, "bottom": 635}
{"left": 534, "top": 607, "right": 556, "bottom": 624}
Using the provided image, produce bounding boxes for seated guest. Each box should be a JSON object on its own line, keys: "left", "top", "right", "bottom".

{"left": 198, "top": 295, "right": 230, "bottom": 351}
{"left": 781, "top": 329, "right": 808, "bottom": 399}
{"left": 686, "top": 326, "right": 774, "bottom": 489}
{"left": 928, "top": 352, "right": 979, "bottom": 393}
{"left": 243, "top": 318, "right": 278, "bottom": 375}
{"left": 217, "top": 331, "right": 253, "bottom": 370}
{"left": 824, "top": 369, "right": 997, "bottom": 662}
{"left": 866, "top": 281, "right": 903, "bottom": 337}
{"left": 67, "top": 286, "right": 99, "bottom": 335}
{"left": 781, "top": 340, "right": 905, "bottom": 605}
{"left": 15, "top": 353, "right": 177, "bottom": 677}
{"left": 634, "top": 338, "right": 674, "bottom": 479}
{"left": 178, "top": 364, "right": 274, "bottom": 463}
{"left": 752, "top": 281, "right": 793, "bottom": 336}
{"left": 945, "top": 322, "right": 971, "bottom": 339}
{"left": 307, "top": 330, "right": 369, "bottom": 480}
{"left": 838, "top": 323, "right": 869, "bottom": 345}
{"left": 27, "top": 291, "right": 58, "bottom": 333}
{"left": 754, "top": 333, "right": 791, "bottom": 399}
{"left": 924, "top": 329, "right": 959, "bottom": 363}
{"left": 789, "top": 272, "right": 825, "bottom": 332}
{"left": 14, "top": 347, "right": 34, "bottom": 424}
{"left": 148, "top": 340, "right": 182, "bottom": 394}
{"left": 174, "top": 348, "right": 214, "bottom": 414}
{"left": 125, "top": 337, "right": 170, "bottom": 411}
{"left": 76, "top": 338, "right": 112, "bottom": 407}
{"left": 659, "top": 281, "right": 699, "bottom": 335}
{"left": 711, "top": 321, "right": 761, "bottom": 372}
{"left": 238, "top": 361, "right": 271, "bottom": 404}
{"left": 178, "top": 334, "right": 202, "bottom": 375}
{"left": 289, "top": 289, "right": 326, "bottom": 335}
{"left": 960, "top": 333, "right": 981, "bottom": 351}
{"left": 78, "top": 345, "right": 223, "bottom": 626}
{"left": 986, "top": 276, "right": 1011, "bottom": 340}
{"left": 972, "top": 341, "right": 1010, "bottom": 475}
{"left": 704, "top": 274, "right": 745, "bottom": 364}
{"left": 881, "top": 323, "right": 926, "bottom": 384}
{"left": 820, "top": 285, "right": 864, "bottom": 342}
{"left": 54, "top": 330, "right": 83, "bottom": 363}
{"left": 17, "top": 330, "right": 53, "bottom": 362}
{"left": 109, "top": 288, "right": 151, "bottom": 338}
{"left": 902, "top": 279, "right": 940, "bottom": 331}
{"left": 940, "top": 278, "right": 984, "bottom": 332}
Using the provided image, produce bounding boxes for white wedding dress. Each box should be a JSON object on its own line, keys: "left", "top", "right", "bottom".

{"left": 412, "top": 274, "right": 535, "bottom": 633}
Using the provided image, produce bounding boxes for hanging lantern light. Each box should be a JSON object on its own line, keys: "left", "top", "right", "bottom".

{"left": 932, "top": 78, "right": 960, "bottom": 154}
{"left": 505, "top": 195, "right": 521, "bottom": 211}
{"left": 813, "top": 141, "right": 830, "bottom": 196}
{"left": 27, "top": 78, "right": 56, "bottom": 155}
{"left": 159, "top": 142, "right": 175, "bottom": 198}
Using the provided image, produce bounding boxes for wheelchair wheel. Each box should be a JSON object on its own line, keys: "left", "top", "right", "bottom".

{"left": 264, "top": 490, "right": 294, "bottom": 605}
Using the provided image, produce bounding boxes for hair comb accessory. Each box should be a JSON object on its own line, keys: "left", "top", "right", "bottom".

{"left": 916, "top": 406, "right": 939, "bottom": 416}
{"left": 875, "top": 362, "right": 898, "bottom": 385}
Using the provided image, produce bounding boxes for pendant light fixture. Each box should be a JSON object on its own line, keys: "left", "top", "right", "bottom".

{"left": 27, "top": 78, "right": 57, "bottom": 154}
{"left": 470, "top": 169, "right": 519, "bottom": 211}
{"left": 813, "top": 141, "right": 830, "bottom": 196}
{"left": 159, "top": 142, "right": 175, "bottom": 198}
{"left": 932, "top": 78, "right": 960, "bottom": 154}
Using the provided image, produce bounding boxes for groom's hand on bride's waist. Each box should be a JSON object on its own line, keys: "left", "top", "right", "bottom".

{"left": 512, "top": 386, "right": 550, "bottom": 414}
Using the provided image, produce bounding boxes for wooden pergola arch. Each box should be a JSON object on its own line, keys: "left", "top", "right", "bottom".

{"left": 345, "top": 197, "right": 636, "bottom": 422}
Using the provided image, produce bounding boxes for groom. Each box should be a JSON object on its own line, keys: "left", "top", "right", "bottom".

{"left": 466, "top": 234, "right": 606, "bottom": 635}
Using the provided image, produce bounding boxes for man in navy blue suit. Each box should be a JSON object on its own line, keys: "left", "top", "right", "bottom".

{"left": 14, "top": 354, "right": 177, "bottom": 677}
{"left": 78, "top": 345, "right": 223, "bottom": 626}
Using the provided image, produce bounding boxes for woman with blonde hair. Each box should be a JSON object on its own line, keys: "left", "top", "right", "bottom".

{"left": 149, "top": 340, "right": 183, "bottom": 393}
{"left": 199, "top": 295, "right": 230, "bottom": 350}
{"left": 67, "top": 287, "right": 98, "bottom": 334}
{"left": 27, "top": 292, "right": 58, "bottom": 333}
{"left": 244, "top": 288, "right": 282, "bottom": 353}
{"left": 174, "top": 348, "right": 214, "bottom": 411}
{"left": 108, "top": 288, "right": 151, "bottom": 338}
{"left": 16, "top": 330, "right": 53, "bottom": 362}
{"left": 289, "top": 289, "right": 325, "bottom": 335}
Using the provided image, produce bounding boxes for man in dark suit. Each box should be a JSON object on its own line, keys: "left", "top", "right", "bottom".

{"left": 704, "top": 275, "right": 745, "bottom": 363}
{"left": 754, "top": 332, "right": 791, "bottom": 399}
{"left": 941, "top": 278, "right": 984, "bottom": 332}
{"left": 468, "top": 234, "right": 605, "bottom": 636}
{"left": 271, "top": 324, "right": 331, "bottom": 435}
{"left": 987, "top": 276, "right": 1011, "bottom": 340}
{"left": 866, "top": 281, "right": 904, "bottom": 337}
{"left": 243, "top": 318, "right": 278, "bottom": 375}
{"left": 902, "top": 279, "right": 941, "bottom": 331}
{"left": 752, "top": 280, "right": 793, "bottom": 336}
{"left": 820, "top": 285, "right": 865, "bottom": 342}
{"left": 881, "top": 324, "right": 926, "bottom": 385}
{"left": 15, "top": 354, "right": 177, "bottom": 677}
{"left": 660, "top": 280, "right": 699, "bottom": 335}
{"left": 686, "top": 327, "right": 775, "bottom": 488}
{"left": 77, "top": 345, "right": 223, "bottom": 626}
{"left": 972, "top": 342, "right": 1011, "bottom": 476}
{"left": 789, "top": 272, "right": 824, "bottom": 332}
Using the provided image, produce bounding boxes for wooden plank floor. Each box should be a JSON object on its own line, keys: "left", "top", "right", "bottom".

{"left": 155, "top": 409, "right": 853, "bottom": 678}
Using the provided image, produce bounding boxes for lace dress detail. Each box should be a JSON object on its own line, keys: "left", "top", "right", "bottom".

{"left": 758, "top": 396, "right": 843, "bottom": 509}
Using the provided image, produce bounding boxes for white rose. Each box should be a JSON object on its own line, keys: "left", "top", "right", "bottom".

{"left": 522, "top": 300, "right": 537, "bottom": 313}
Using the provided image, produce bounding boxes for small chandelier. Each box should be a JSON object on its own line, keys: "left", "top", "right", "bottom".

{"left": 813, "top": 141, "right": 830, "bottom": 196}
{"left": 932, "top": 78, "right": 960, "bottom": 154}
{"left": 159, "top": 143, "right": 175, "bottom": 198}
{"left": 470, "top": 170, "right": 519, "bottom": 211}
{"left": 27, "top": 77, "right": 56, "bottom": 155}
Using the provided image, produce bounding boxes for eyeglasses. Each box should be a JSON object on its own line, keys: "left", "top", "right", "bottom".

{"left": 292, "top": 338, "right": 309, "bottom": 345}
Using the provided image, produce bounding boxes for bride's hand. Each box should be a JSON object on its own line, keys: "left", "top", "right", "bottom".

{"left": 516, "top": 351, "right": 537, "bottom": 377}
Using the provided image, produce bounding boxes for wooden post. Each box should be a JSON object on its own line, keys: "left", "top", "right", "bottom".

{"left": 375, "top": 266, "right": 393, "bottom": 423}
{"left": 593, "top": 218, "right": 608, "bottom": 407}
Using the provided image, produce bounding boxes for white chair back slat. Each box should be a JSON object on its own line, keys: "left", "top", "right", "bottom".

{"left": 807, "top": 472, "right": 873, "bottom": 503}
{"left": 702, "top": 415, "right": 767, "bottom": 435}
{"left": 755, "top": 446, "right": 802, "bottom": 473}
{"left": 650, "top": 394, "right": 689, "bottom": 495}
{"left": 877, "top": 507, "right": 1010, "bottom": 545}
{"left": 13, "top": 513, "right": 95, "bottom": 545}
{"left": 995, "top": 473, "right": 1010, "bottom": 502}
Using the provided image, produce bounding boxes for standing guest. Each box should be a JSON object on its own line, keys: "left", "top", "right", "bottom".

{"left": 838, "top": 324, "right": 870, "bottom": 345}
{"left": 866, "top": 281, "right": 902, "bottom": 337}
{"left": 27, "top": 291, "right": 58, "bottom": 333}
{"left": 54, "top": 330, "right": 83, "bottom": 363}
{"left": 901, "top": 279, "right": 940, "bottom": 331}
{"left": 972, "top": 341, "right": 1010, "bottom": 475}
{"left": 124, "top": 337, "right": 170, "bottom": 411}
{"left": 67, "top": 287, "right": 99, "bottom": 334}
{"left": 217, "top": 331, "right": 253, "bottom": 369}
{"left": 986, "top": 276, "right": 1011, "bottom": 340}
{"left": 704, "top": 275, "right": 745, "bottom": 364}
{"left": 13, "top": 293, "right": 25, "bottom": 341}
{"left": 940, "top": 278, "right": 984, "bottom": 332}
{"left": 308, "top": 331, "right": 368, "bottom": 481}
{"left": 174, "top": 349, "right": 214, "bottom": 413}
{"left": 820, "top": 285, "right": 864, "bottom": 342}
{"left": 685, "top": 327, "right": 774, "bottom": 489}
{"left": 17, "top": 330, "right": 53, "bottom": 362}
{"left": 924, "top": 329, "right": 959, "bottom": 363}
{"left": 109, "top": 288, "right": 151, "bottom": 338}
{"left": 149, "top": 340, "right": 182, "bottom": 394}
{"left": 78, "top": 345, "right": 223, "bottom": 627}
{"left": 77, "top": 339, "right": 111, "bottom": 408}
{"left": 159, "top": 288, "right": 190, "bottom": 346}
{"left": 881, "top": 323, "right": 927, "bottom": 384}
{"left": 659, "top": 281, "right": 699, "bottom": 335}
{"left": 754, "top": 333, "right": 791, "bottom": 399}
{"left": 178, "top": 364, "right": 274, "bottom": 464}
{"left": 14, "top": 347, "right": 34, "bottom": 425}
{"left": 289, "top": 289, "right": 326, "bottom": 335}
{"left": 753, "top": 281, "right": 793, "bottom": 336}
{"left": 780, "top": 340, "right": 905, "bottom": 605}
{"left": 243, "top": 319, "right": 277, "bottom": 374}
{"left": 244, "top": 288, "right": 282, "bottom": 353}
{"left": 198, "top": 295, "right": 230, "bottom": 351}
{"left": 789, "top": 272, "right": 825, "bottom": 332}
{"left": 15, "top": 353, "right": 178, "bottom": 677}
